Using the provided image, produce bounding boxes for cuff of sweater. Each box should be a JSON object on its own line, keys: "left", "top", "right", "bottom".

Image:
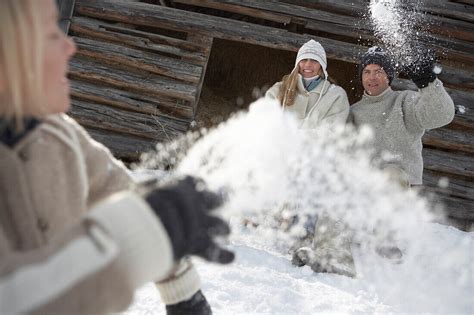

{"left": 156, "top": 259, "right": 201, "bottom": 305}
{"left": 87, "top": 191, "right": 174, "bottom": 288}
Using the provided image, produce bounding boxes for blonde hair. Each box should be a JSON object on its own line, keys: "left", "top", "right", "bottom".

{"left": 0, "top": 0, "right": 45, "bottom": 128}
{"left": 278, "top": 66, "right": 326, "bottom": 107}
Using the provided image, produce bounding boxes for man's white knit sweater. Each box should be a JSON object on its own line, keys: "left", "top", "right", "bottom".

{"left": 350, "top": 79, "right": 455, "bottom": 185}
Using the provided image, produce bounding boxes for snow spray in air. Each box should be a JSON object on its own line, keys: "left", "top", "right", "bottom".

{"left": 138, "top": 99, "right": 471, "bottom": 313}
{"left": 368, "top": 0, "right": 443, "bottom": 69}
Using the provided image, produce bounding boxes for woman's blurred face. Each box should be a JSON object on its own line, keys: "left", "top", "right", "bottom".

{"left": 298, "top": 59, "right": 321, "bottom": 78}
{"left": 40, "top": 0, "right": 76, "bottom": 115}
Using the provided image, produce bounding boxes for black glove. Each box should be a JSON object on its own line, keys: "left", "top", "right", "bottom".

{"left": 145, "top": 176, "right": 234, "bottom": 264}
{"left": 166, "top": 290, "right": 212, "bottom": 315}
{"left": 404, "top": 46, "right": 437, "bottom": 89}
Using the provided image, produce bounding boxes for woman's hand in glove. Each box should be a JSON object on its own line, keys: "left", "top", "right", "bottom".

{"left": 145, "top": 176, "right": 234, "bottom": 264}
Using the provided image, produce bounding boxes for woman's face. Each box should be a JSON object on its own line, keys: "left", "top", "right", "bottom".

{"left": 40, "top": 0, "right": 76, "bottom": 115}
{"left": 298, "top": 59, "right": 321, "bottom": 78}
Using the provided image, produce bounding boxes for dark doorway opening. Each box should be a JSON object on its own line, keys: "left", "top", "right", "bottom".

{"left": 195, "top": 39, "right": 360, "bottom": 129}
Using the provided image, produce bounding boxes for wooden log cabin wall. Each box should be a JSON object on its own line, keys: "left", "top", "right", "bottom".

{"left": 61, "top": 0, "right": 473, "bottom": 230}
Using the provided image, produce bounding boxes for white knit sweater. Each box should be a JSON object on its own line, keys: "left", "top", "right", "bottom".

{"left": 350, "top": 79, "right": 455, "bottom": 184}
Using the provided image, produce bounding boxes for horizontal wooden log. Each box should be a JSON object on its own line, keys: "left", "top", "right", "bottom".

{"left": 74, "top": 36, "right": 202, "bottom": 84}
{"left": 58, "top": 0, "right": 76, "bottom": 33}
{"left": 423, "top": 170, "right": 474, "bottom": 200}
{"left": 278, "top": 0, "right": 366, "bottom": 17}
{"left": 69, "top": 99, "right": 188, "bottom": 140}
{"left": 424, "top": 192, "right": 474, "bottom": 220}
{"left": 282, "top": 0, "right": 474, "bottom": 41}
{"left": 290, "top": 1, "right": 474, "bottom": 67}
{"left": 70, "top": 16, "right": 209, "bottom": 64}
{"left": 177, "top": 0, "right": 474, "bottom": 63}
{"left": 416, "top": 0, "right": 474, "bottom": 23}
{"left": 69, "top": 57, "right": 197, "bottom": 102}
{"left": 70, "top": 80, "right": 193, "bottom": 120}
{"left": 75, "top": 0, "right": 366, "bottom": 63}
{"left": 435, "top": 67, "right": 474, "bottom": 90}
{"left": 173, "top": 0, "right": 292, "bottom": 24}
{"left": 74, "top": 0, "right": 472, "bottom": 90}
{"left": 87, "top": 127, "right": 157, "bottom": 161}
{"left": 423, "top": 148, "right": 474, "bottom": 179}
{"left": 174, "top": 0, "right": 362, "bottom": 28}
{"left": 454, "top": 0, "right": 474, "bottom": 6}
{"left": 423, "top": 128, "right": 474, "bottom": 154}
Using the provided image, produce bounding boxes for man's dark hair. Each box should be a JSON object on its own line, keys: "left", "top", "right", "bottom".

{"left": 359, "top": 46, "right": 396, "bottom": 84}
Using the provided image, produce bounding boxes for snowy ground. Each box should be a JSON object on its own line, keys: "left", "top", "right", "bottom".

{"left": 128, "top": 100, "right": 473, "bottom": 314}
{"left": 125, "top": 222, "right": 472, "bottom": 314}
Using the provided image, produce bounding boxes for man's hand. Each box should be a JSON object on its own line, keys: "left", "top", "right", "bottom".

{"left": 404, "top": 45, "right": 437, "bottom": 89}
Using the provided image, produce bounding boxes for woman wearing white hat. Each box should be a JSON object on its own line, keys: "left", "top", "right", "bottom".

{"left": 265, "top": 39, "right": 349, "bottom": 129}
{"left": 266, "top": 40, "right": 354, "bottom": 277}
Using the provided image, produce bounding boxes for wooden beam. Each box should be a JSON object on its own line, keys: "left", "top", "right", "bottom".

{"left": 74, "top": 0, "right": 472, "bottom": 90}
{"left": 73, "top": 36, "right": 202, "bottom": 84}
{"left": 69, "top": 57, "right": 197, "bottom": 102}
{"left": 58, "top": 0, "right": 76, "bottom": 33}
{"left": 423, "top": 148, "right": 474, "bottom": 179}
{"left": 86, "top": 127, "right": 156, "bottom": 161}
{"left": 282, "top": 0, "right": 474, "bottom": 41}
{"left": 70, "top": 80, "right": 193, "bottom": 119}
{"left": 74, "top": 0, "right": 366, "bottom": 63}
{"left": 423, "top": 191, "right": 474, "bottom": 220}
{"left": 423, "top": 128, "right": 474, "bottom": 155}
{"left": 173, "top": 0, "right": 292, "bottom": 24}
{"left": 70, "top": 16, "right": 209, "bottom": 64}
{"left": 69, "top": 99, "right": 187, "bottom": 140}
{"left": 184, "top": 34, "right": 213, "bottom": 118}
{"left": 423, "top": 170, "right": 474, "bottom": 201}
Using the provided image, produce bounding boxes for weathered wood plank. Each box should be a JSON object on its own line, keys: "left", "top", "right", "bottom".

{"left": 74, "top": 36, "right": 202, "bottom": 84}
{"left": 86, "top": 127, "right": 156, "bottom": 161}
{"left": 74, "top": 0, "right": 366, "bottom": 63}
{"left": 174, "top": 0, "right": 359, "bottom": 28}
{"left": 278, "top": 0, "right": 365, "bottom": 17}
{"left": 70, "top": 16, "right": 208, "bottom": 64}
{"left": 69, "top": 57, "right": 197, "bottom": 102}
{"left": 173, "top": 0, "right": 292, "bottom": 24}
{"left": 70, "top": 99, "right": 187, "bottom": 141}
{"left": 425, "top": 192, "right": 474, "bottom": 220}
{"left": 282, "top": 0, "right": 474, "bottom": 41}
{"left": 179, "top": 0, "right": 474, "bottom": 61}
{"left": 70, "top": 80, "right": 193, "bottom": 119}
{"left": 423, "top": 148, "right": 474, "bottom": 179}
{"left": 423, "top": 128, "right": 474, "bottom": 154}
{"left": 58, "top": 0, "right": 76, "bottom": 33}
{"left": 184, "top": 34, "right": 213, "bottom": 116}
{"left": 416, "top": 0, "right": 474, "bottom": 23}
{"left": 273, "top": 0, "right": 474, "bottom": 64}
{"left": 74, "top": 0, "right": 472, "bottom": 90}
{"left": 423, "top": 170, "right": 474, "bottom": 200}
{"left": 435, "top": 67, "right": 474, "bottom": 89}
{"left": 391, "top": 78, "right": 474, "bottom": 109}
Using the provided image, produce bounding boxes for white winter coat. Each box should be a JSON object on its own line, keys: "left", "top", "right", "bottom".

{"left": 265, "top": 74, "right": 349, "bottom": 129}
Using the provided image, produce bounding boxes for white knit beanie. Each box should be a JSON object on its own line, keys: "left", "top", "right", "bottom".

{"left": 295, "top": 39, "right": 328, "bottom": 78}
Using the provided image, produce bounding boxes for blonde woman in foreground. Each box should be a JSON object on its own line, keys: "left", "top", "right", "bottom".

{"left": 0, "top": 0, "right": 233, "bottom": 314}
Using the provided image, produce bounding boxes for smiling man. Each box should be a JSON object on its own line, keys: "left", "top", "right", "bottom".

{"left": 349, "top": 46, "right": 455, "bottom": 186}
{"left": 300, "top": 46, "right": 456, "bottom": 279}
